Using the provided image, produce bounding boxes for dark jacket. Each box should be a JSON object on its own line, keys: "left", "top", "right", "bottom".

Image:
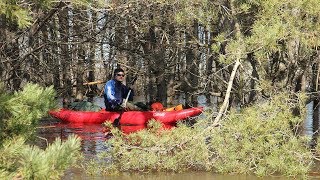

{"left": 103, "top": 79, "right": 133, "bottom": 111}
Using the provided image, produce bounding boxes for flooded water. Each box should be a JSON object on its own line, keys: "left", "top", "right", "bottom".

{"left": 36, "top": 97, "right": 320, "bottom": 179}
{"left": 37, "top": 120, "right": 108, "bottom": 155}
{"left": 62, "top": 171, "right": 298, "bottom": 180}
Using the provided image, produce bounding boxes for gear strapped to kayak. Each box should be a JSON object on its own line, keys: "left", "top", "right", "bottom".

{"left": 67, "top": 101, "right": 102, "bottom": 112}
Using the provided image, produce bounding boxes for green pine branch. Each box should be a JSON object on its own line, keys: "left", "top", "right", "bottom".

{"left": 0, "top": 83, "right": 82, "bottom": 179}
{"left": 0, "top": 135, "right": 81, "bottom": 179}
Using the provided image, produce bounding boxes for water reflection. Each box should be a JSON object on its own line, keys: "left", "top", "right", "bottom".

{"left": 37, "top": 120, "right": 108, "bottom": 155}
{"left": 305, "top": 102, "right": 314, "bottom": 136}
{"left": 37, "top": 118, "right": 175, "bottom": 156}
{"left": 63, "top": 170, "right": 297, "bottom": 180}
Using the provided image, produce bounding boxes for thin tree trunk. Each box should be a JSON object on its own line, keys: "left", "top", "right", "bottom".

{"left": 87, "top": 9, "right": 97, "bottom": 99}
{"left": 311, "top": 53, "right": 320, "bottom": 142}
{"left": 213, "top": 0, "right": 242, "bottom": 124}
{"left": 184, "top": 21, "right": 199, "bottom": 107}
{"left": 58, "top": 5, "right": 72, "bottom": 97}
{"left": 49, "top": 17, "right": 60, "bottom": 90}
{"left": 213, "top": 60, "right": 240, "bottom": 124}
{"left": 248, "top": 52, "right": 259, "bottom": 103}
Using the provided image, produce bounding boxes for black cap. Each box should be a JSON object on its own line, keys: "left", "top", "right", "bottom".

{"left": 114, "top": 68, "right": 124, "bottom": 76}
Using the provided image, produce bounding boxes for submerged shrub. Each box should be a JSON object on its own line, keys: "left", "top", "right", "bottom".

{"left": 101, "top": 93, "right": 315, "bottom": 177}
{"left": 208, "top": 93, "right": 313, "bottom": 177}
{"left": 101, "top": 120, "right": 210, "bottom": 172}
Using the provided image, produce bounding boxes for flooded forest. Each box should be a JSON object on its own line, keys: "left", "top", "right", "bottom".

{"left": 2, "top": 0, "right": 320, "bottom": 179}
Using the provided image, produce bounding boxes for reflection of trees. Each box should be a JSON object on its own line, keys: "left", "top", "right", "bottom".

{"left": 37, "top": 122, "right": 106, "bottom": 155}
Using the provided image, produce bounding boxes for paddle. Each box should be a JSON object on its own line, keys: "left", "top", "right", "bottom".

{"left": 112, "top": 89, "right": 131, "bottom": 126}
{"left": 83, "top": 80, "right": 106, "bottom": 85}
{"left": 112, "top": 76, "right": 137, "bottom": 127}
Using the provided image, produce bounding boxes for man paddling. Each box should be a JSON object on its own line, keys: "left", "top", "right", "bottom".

{"left": 104, "top": 68, "right": 142, "bottom": 111}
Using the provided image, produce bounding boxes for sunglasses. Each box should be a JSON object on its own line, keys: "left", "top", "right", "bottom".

{"left": 116, "top": 74, "right": 125, "bottom": 77}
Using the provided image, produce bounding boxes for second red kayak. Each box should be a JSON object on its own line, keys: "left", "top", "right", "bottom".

{"left": 49, "top": 107, "right": 203, "bottom": 125}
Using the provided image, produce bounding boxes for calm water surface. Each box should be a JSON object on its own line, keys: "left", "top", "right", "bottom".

{"left": 37, "top": 97, "right": 320, "bottom": 179}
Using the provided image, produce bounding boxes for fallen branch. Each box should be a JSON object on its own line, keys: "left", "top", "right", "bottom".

{"left": 213, "top": 60, "right": 241, "bottom": 125}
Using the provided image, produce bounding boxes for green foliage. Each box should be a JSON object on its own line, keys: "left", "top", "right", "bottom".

{"left": 0, "top": 83, "right": 56, "bottom": 142}
{"left": 101, "top": 120, "right": 209, "bottom": 172}
{"left": 0, "top": 0, "right": 55, "bottom": 28}
{"left": 102, "top": 93, "right": 316, "bottom": 177}
{"left": 247, "top": 0, "right": 320, "bottom": 60}
{"left": 0, "top": 83, "right": 82, "bottom": 179}
{"left": 173, "top": 0, "right": 218, "bottom": 28}
{"left": 0, "top": 135, "right": 81, "bottom": 179}
{"left": 80, "top": 159, "right": 109, "bottom": 176}
{"left": 0, "top": 0, "right": 102, "bottom": 29}
{"left": 12, "top": 8, "right": 33, "bottom": 28}
{"left": 0, "top": 0, "right": 32, "bottom": 28}
{"left": 209, "top": 93, "right": 312, "bottom": 177}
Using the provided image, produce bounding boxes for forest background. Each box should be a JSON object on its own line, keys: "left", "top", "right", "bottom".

{"left": 2, "top": 0, "right": 320, "bottom": 178}
{"left": 3, "top": 0, "right": 320, "bottom": 108}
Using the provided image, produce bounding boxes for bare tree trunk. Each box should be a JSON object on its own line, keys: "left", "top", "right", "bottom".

{"left": 248, "top": 52, "right": 259, "bottom": 103}
{"left": 28, "top": 24, "right": 37, "bottom": 83}
{"left": 312, "top": 53, "right": 320, "bottom": 141}
{"left": 0, "top": 15, "right": 22, "bottom": 91}
{"left": 49, "top": 17, "right": 60, "bottom": 90}
{"left": 142, "top": 22, "right": 158, "bottom": 103}
{"left": 72, "top": 9, "right": 86, "bottom": 100}
{"left": 205, "top": 30, "right": 215, "bottom": 105}
{"left": 214, "top": 60, "right": 241, "bottom": 124}
{"left": 213, "top": 0, "right": 242, "bottom": 124}
{"left": 155, "top": 50, "right": 167, "bottom": 105}
{"left": 58, "top": 5, "right": 72, "bottom": 98}
{"left": 184, "top": 21, "right": 199, "bottom": 107}
{"left": 6, "top": 23, "right": 21, "bottom": 90}
{"left": 41, "top": 23, "right": 50, "bottom": 85}
{"left": 0, "top": 15, "right": 6, "bottom": 82}
{"left": 87, "top": 10, "right": 98, "bottom": 100}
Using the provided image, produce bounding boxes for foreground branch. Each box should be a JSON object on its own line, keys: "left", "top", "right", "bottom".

{"left": 213, "top": 60, "right": 241, "bottom": 125}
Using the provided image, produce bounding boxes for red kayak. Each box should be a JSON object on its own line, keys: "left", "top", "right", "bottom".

{"left": 48, "top": 107, "right": 203, "bottom": 125}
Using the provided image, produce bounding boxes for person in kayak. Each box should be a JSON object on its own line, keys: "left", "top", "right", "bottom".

{"left": 104, "top": 68, "right": 144, "bottom": 111}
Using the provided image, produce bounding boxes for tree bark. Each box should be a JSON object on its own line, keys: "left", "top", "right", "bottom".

{"left": 58, "top": 5, "right": 72, "bottom": 97}
{"left": 184, "top": 21, "right": 199, "bottom": 107}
